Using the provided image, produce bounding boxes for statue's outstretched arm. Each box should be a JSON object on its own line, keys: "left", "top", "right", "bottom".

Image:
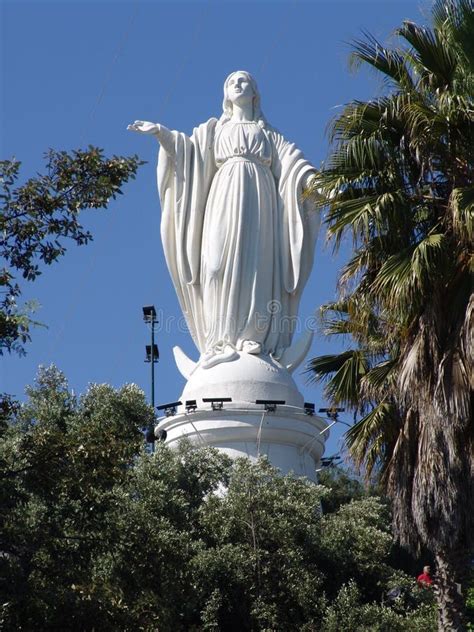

{"left": 127, "top": 120, "right": 175, "bottom": 156}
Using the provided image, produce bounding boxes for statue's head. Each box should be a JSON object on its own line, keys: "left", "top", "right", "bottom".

{"left": 221, "top": 70, "right": 266, "bottom": 126}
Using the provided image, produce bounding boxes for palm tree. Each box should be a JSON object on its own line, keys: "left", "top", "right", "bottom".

{"left": 308, "top": 1, "right": 473, "bottom": 629}
{"left": 309, "top": 298, "right": 403, "bottom": 480}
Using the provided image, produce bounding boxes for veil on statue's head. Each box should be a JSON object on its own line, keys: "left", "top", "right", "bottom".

{"left": 219, "top": 70, "right": 267, "bottom": 128}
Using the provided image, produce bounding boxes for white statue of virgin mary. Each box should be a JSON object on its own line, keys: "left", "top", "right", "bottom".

{"left": 129, "top": 71, "right": 319, "bottom": 371}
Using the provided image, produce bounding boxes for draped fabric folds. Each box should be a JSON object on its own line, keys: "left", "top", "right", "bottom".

{"left": 158, "top": 117, "right": 319, "bottom": 361}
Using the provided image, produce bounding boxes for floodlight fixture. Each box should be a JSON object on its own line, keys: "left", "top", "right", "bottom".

{"left": 202, "top": 397, "right": 232, "bottom": 411}
{"left": 320, "top": 454, "right": 342, "bottom": 468}
{"left": 156, "top": 428, "right": 168, "bottom": 442}
{"left": 157, "top": 401, "right": 182, "bottom": 417}
{"left": 141, "top": 306, "right": 159, "bottom": 454}
{"left": 142, "top": 305, "right": 158, "bottom": 323}
{"left": 185, "top": 399, "right": 197, "bottom": 413}
{"left": 145, "top": 344, "right": 159, "bottom": 363}
{"left": 319, "top": 407, "right": 345, "bottom": 422}
{"left": 256, "top": 399, "right": 286, "bottom": 412}
{"left": 304, "top": 402, "right": 315, "bottom": 416}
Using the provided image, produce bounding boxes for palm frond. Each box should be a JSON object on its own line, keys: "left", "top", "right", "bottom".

{"left": 330, "top": 95, "right": 414, "bottom": 147}
{"left": 432, "top": 0, "right": 474, "bottom": 74}
{"left": 318, "top": 299, "right": 351, "bottom": 317}
{"left": 306, "top": 350, "right": 356, "bottom": 380}
{"left": 450, "top": 186, "right": 474, "bottom": 242}
{"left": 333, "top": 135, "right": 388, "bottom": 172}
{"left": 338, "top": 232, "right": 411, "bottom": 289}
{"left": 345, "top": 401, "right": 400, "bottom": 479}
{"left": 326, "top": 191, "right": 412, "bottom": 244}
{"left": 404, "top": 99, "right": 449, "bottom": 157}
{"left": 398, "top": 20, "right": 458, "bottom": 89}
{"left": 412, "top": 233, "right": 447, "bottom": 271}
{"left": 370, "top": 247, "right": 413, "bottom": 300}
{"left": 321, "top": 317, "right": 354, "bottom": 338}
{"left": 325, "top": 195, "right": 380, "bottom": 245}
{"left": 330, "top": 100, "right": 385, "bottom": 142}
{"left": 372, "top": 234, "right": 448, "bottom": 313}
{"left": 307, "top": 349, "right": 368, "bottom": 408}
{"left": 360, "top": 359, "right": 398, "bottom": 399}
{"left": 349, "top": 32, "right": 414, "bottom": 90}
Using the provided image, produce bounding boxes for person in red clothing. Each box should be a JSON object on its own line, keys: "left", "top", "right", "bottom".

{"left": 417, "top": 565, "right": 433, "bottom": 587}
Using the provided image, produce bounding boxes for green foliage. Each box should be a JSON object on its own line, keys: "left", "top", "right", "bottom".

{"left": 0, "top": 367, "right": 153, "bottom": 631}
{"left": 466, "top": 570, "right": 474, "bottom": 629}
{"left": 321, "top": 581, "right": 436, "bottom": 632}
{"left": 317, "top": 465, "right": 365, "bottom": 513}
{"left": 0, "top": 368, "right": 437, "bottom": 630}
{"left": 195, "top": 457, "right": 327, "bottom": 630}
{"left": 320, "top": 498, "right": 393, "bottom": 599}
{"left": 0, "top": 148, "right": 144, "bottom": 355}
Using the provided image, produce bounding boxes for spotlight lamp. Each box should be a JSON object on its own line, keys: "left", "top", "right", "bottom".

{"left": 145, "top": 344, "right": 159, "bottom": 363}
{"left": 142, "top": 305, "right": 158, "bottom": 323}
{"left": 318, "top": 406, "right": 345, "bottom": 422}
{"left": 185, "top": 399, "right": 198, "bottom": 413}
{"left": 304, "top": 402, "right": 315, "bottom": 416}
{"left": 141, "top": 304, "right": 159, "bottom": 453}
{"left": 156, "top": 428, "right": 167, "bottom": 442}
{"left": 157, "top": 401, "right": 182, "bottom": 417}
{"left": 202, "top": 397, "right": 232, "bottom": 411}
{"left": 320, "top": 454, "right": 342, "bottom": 468}
{"left": 256, "top": 399, "right": 285, "bottom": 412}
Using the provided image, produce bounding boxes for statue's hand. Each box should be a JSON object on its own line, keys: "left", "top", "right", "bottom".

{"left": 128, "top": 120, "right": 175, "bottom": 156}
{"left": 127, "top": 120, "right": 160, "bottom": 135}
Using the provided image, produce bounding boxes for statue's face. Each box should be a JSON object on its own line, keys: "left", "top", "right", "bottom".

{"left": 226, "top": 72, "right": 255, "bottom": 106}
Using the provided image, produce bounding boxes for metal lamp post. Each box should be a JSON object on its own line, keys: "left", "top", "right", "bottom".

{"left": 143, "top": 305, "right": 159, "bottom": 449}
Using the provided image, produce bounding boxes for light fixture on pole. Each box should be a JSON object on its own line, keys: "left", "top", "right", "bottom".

{"left": 320, "top": 454, "right": 342, "bottom": 468}
{"left": 315, "top": 453, "right": 343, "bottom": 472}
{"left": 185, "top": 399, "right": 197, "bottom": 413}
{"left": 318, "top": 407, "right": 351, "bottom": 435}
{"left": 256, "top": 399, "right": 285, "bottom": 413}
{"left": 202, "top": 397, "right": 232, "bottom": 411}
{"left": 145, "top": 344, "right": 159, "bottom": 363}
{"left": 143, "top": 305, "right": 159, "bottom": 449}
{"left": 156, "top": 428, "right": 168, "bottom": 442}
{"left": 318, "top": 407, "right": 345, "bottom": 422}
{"left": 157, "top": 401, "right": 182, "bottom": 417}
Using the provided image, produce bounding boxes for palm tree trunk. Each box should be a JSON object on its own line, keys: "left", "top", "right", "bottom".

{"left": 434, "top": 549, "right": 467, "bottom": 632}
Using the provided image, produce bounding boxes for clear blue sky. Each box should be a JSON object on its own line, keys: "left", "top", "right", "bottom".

{"left": 1, "top": 0, "right": 430, "bottom": 457}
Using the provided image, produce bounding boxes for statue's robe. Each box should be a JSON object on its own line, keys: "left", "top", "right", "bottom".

{"left": 158, "top": 118, "right": 319, "bottom": 361}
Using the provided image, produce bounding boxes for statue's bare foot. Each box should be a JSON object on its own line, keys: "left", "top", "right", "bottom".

{"left": 201, "top": 344, "right": 239, "bottom": 369}
{"left": 242, "top": 340, "right": 262, "bottom": 355}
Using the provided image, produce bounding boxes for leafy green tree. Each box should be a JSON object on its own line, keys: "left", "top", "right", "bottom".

{"left": 0, "top": 366, "right": 153, "bottom": 630}
{"left": 194, "top": 457, "right": 327, "bottom": 630}
{"left": 0, "top": 148, "right": 143, "bottom": 355}
{"left": 1, "top": 367, "right": 436, "bottom": 631}
{"left": 321, "top": 580, "right": 435, "bottom": 632}
{"left": 308, "top": 1, "right": 473, "bottom": 628}
{"left": 317, "top": 464, "right": 365, "bottom": 514}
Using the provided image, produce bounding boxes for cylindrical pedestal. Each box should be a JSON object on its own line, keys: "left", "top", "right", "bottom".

{"left": 157, "top": 405, "right": 328, "bottom": 482}
{"left": 157, "top": 353, "right": 329, "bottom": 480}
